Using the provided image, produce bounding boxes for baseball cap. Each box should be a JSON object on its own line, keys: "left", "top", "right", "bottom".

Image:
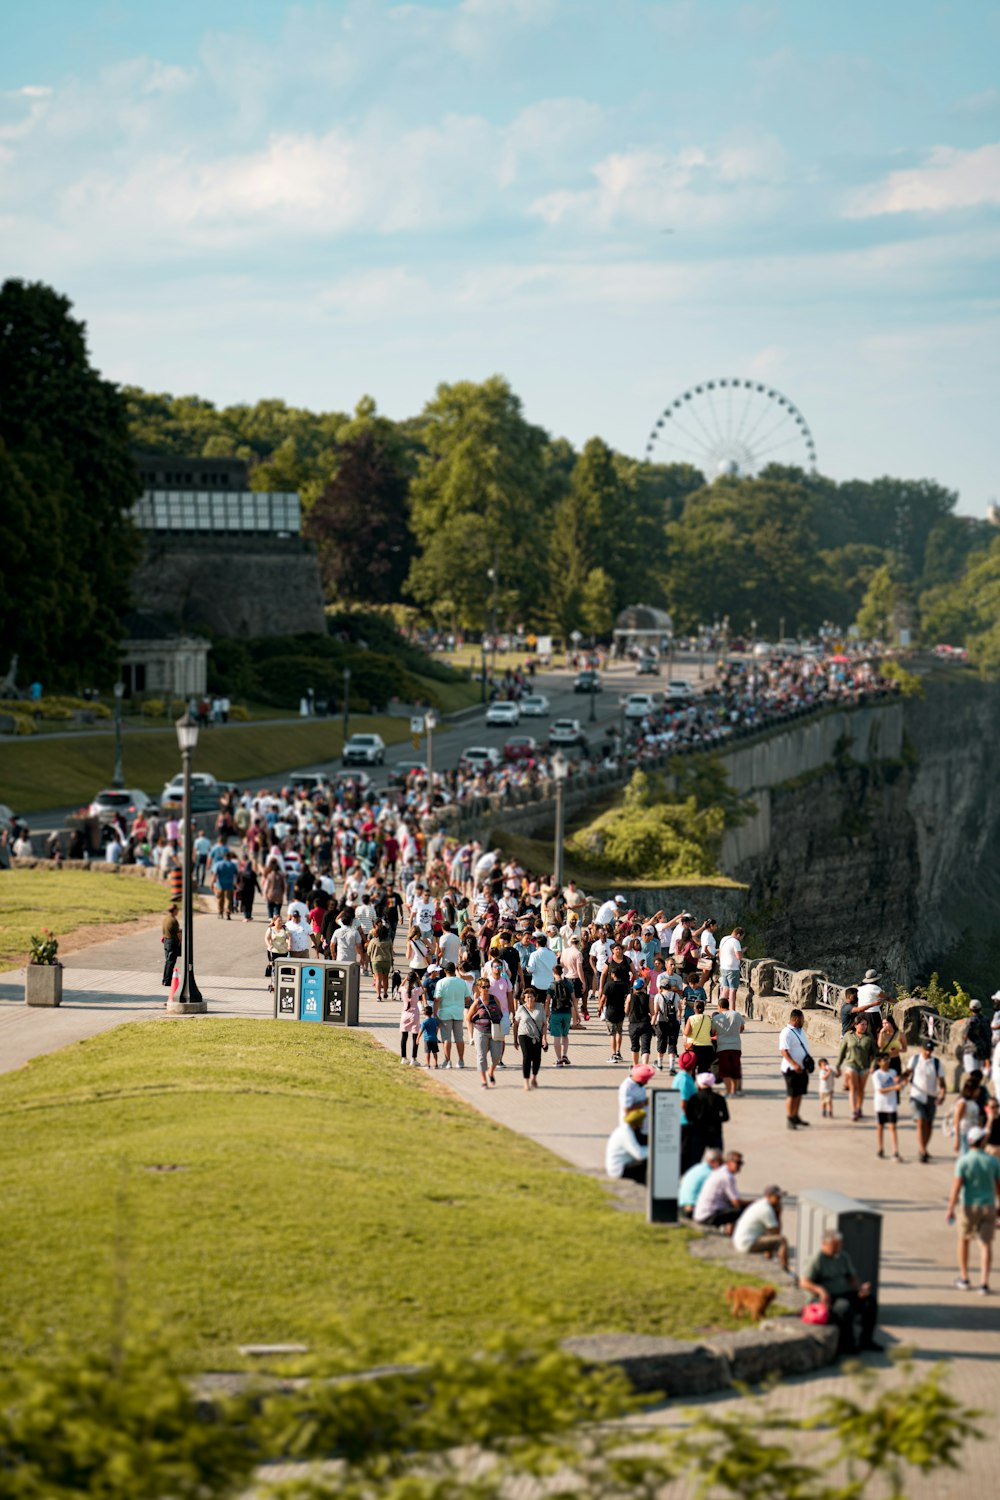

{"left": 631, "top": 1064, "right": 656, "bottom": 1084}
{"left": 920, "top": 1038, "right": 935, "bottom": 1050}
{"left": 696, "top": 1072, "right": 716, "bottom": 1088}
{"left": 763, "top": 1184, "right": 782, "bottom": 1198}
{"left": 614, "top": 895, "right": 626, "bottom": 906}
{"left": 967, "top": 1127, "right": 988, "bottom": 1145}
{"left": 632, "top": 977, "right": 646, "bottom": 990}
{"left": 969, "top": 998, "right": 981, "bottom": 1011}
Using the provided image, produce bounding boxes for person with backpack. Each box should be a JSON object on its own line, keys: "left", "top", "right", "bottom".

{"left": 625, "top": 977, "right": 653, "bottom": 1067}
{"left": 466, "top": 976, "right": 503, "bottom": 1088}
{"left": 906, "top": 1038, "right": 947, "bottom": 1164}
{"left": 547, "top": 961, "right": 575, "bottom": 1067}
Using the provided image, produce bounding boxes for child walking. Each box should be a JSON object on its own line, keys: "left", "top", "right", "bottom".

{"left": 817, "top": 1058, "right": 835, "bottom": 1118}
{"left": 420, "top": 1004, "right": 441, "bottom": 1069}
{"left": 399, "top": 971, "right": 422, "bottom": 1065}
{"left": 873, "top": 1052, "right": 903, "bottom": 1160}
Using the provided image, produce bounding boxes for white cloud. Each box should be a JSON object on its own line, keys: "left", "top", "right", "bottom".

{"left": 848, "top": 142, "right": 1000, "bottom": 215}
{"left": 954, "top": 88, "right": 1000, "bottom": 117}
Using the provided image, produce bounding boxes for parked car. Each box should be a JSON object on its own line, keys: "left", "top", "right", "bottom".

{"left": 485, "top": 699, "right": 520, "bottom": 727}
{"left": 387, "top": 759, "right": 429, "bottom": 786}
{"left": 666, "top": 680, "right": 693, "bottom": 703}
{"left": 459, "top": 745, "right": 501, "bottom": 772}
{"left": 88, "top": 788, "right": 157, "bottom": 822}
{"left": 623, "top": 693, "right": 656, "bottom": 721}
{"left": 574, "top": 670, "right": 602, "bottom": 694}
{"left": 548, "top": 718, "right": 587, "bottom": 749}
{"left": 342, "top": 732, "right": 386, "bottom": 766}
{"left": 636, "top": 653, "right": 659, "bottom": 675}
{"left": 519, "top": 694, "right": 550, "bottom": 717}
{"left": 503, "top": 735, "right": 538, "bottom": 762}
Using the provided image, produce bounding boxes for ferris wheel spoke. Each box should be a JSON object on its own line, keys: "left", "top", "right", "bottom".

{"left": 704, "top": 390, "right": 727, "bottom": 449}
{"left": 733, "top": 386, "right": 756, "bottom": 447}
{"left": 752, "top": 430, "right": 812, "bottom": 462}
{"left": 747, "top": 411, "right": 795, "bottom": 453}
{"left": 661, "top": 414, "right": 711, "bottom": 453}
{"left": 738, "top": 397, "right": 780, "bottom": 450}
{"left": 654, "top": 435, "right": 711, "bottom": 464}
{"left": 683, "top": 400, "right": 719, "bottom": 452}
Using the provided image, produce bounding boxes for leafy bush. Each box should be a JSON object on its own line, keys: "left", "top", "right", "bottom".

{"left": 207, "top": 629, "right": 443, "bottom": 713}
{"left": 32, "top": 701, "right": 73, "bottom": 720}
{"left": 571, "top": 770, "right": 726, "bottom": 880}
{"left": 911, "top": 971, "right": 975, "bottom": 1020}
{"left": 141, "top": 699, "right": 166, "bottom": 718}
{"left": 227, "top": 703, "right": 250, "bottom": 721}
{"left": 881, "top": 659, "right": 925, "bottom": 698}
{"left": 28, "top": 930, "right": 59, "bottom": 965}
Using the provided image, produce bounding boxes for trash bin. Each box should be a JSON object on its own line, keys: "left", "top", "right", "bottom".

{"left": 797, "top": 1188, "right": 882, "bottom": 1298}
{"left": 323, "top": 962, "right": 360, "bottom": 1026}
{"left": 273, "top": 962, "right": 300, "bottom": 1020}
{"left": 298, "top": 963, "right": 325, "bottom": 1023}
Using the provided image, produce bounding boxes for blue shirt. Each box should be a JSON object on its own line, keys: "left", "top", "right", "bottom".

{"left": 679, "top": 1160, "right": 713, "bottom": 1209}
{"left": 420, "top": 1016, "right": 440, "bottom": 1044}
{"left": 214, "top": 860, "right": 237, "bottom": 890}
{"left": 673, "top": 1069, "right": 696, "bottom": 1126}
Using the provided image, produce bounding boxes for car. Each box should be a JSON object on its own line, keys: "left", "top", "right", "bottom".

{"left": 485, "top": 699, "right": 520, "bottom": 727}
{"left": 548, "top": 717, "right": 587, "bottom": 748}
{"left": 752, "top": 641, "right": 774, "bottom": 659}
{"left": 88, "top": 788, "right": 157, "bottom": 821}
{"left": 160, "top": 771, "right": 223, "bottom": 812}
{"left": 387, "top": 759, "right": 429, "bottom": 787}
{"left": 459, "top": 745, "right": 501, "bottom": 772}
{"left": 503, "top": 735, "right": 538, "bottom": 762}
{"left": 778, "top": 638, "right": 801, "bottom": 656}
{"left": 342, "top": 732, "right": 386, "bottom": 766}
{"left": 623, "top": 693, "right": 656, "bottom": 721}
{"left": 574, "top": 670, "right": 602, "bottom": 693}
{"left": 666, "top": 679, "right": 693, "bottom": 703}
{"left": 636, "top": 653, "right": 659, "bottom": 675}
{"left": 519, "top": 694, "right": 550, "bottom": 717}
{"left": 334, "top": 770, "right": 374, "bottom": 797}
{"left": 0, "top": 803, "right": 20, "bottom": 834}
{"left": 290, "top": 773, "right": 329, "bottom": 796}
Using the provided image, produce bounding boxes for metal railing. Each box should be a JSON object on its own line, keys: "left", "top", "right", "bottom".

{"left": 817, "top": 980, "right": 846, "bottom": 1013}
{"left": 772, "top": 966, "right": 795, "bottom": 995}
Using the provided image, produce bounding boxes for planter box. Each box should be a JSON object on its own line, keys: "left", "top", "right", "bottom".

{"left": 25, "top": 964, "right": 63, "bottom": 1007}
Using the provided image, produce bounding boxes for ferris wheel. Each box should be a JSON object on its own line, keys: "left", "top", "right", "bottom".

{"left": 644, "top": 378, "right": 817, "bottom": 478}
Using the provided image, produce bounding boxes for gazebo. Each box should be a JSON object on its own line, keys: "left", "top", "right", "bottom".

{"left": 612, "top": 604, "right": 673, "bottom": 656}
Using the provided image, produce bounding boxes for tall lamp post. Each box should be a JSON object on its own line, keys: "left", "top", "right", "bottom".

{"left": 342, "top": 666, "right": 351, "bottom": 746}
{"left": 425, "top": 708, "right": 437, "bottom": 790}
{"left": 168, "top": 710, "right": 206, "bottom": 1014}
{"left": 480, "top": 639, "right": 488, "bottom": 705}
{"left": 551, "top": 750, "right": 568, "bottom": 890}
{"left": 111, "top": 680, "right": 125, "bottom": 789}
{"left": 589, "top": 676, "right": 597, "bottom": 723}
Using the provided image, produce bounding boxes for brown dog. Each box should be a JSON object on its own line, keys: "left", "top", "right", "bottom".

{"left": 725, "top": 1284, "right": 777, "bottom": 1323}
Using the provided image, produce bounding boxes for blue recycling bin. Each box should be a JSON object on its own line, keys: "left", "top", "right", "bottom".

{"left": 298, "top": 963, "right": 324, "bottom": 1023}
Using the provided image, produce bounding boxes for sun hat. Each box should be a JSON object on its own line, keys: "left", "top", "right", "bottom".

{"left": 631, "top": 1064, "right": 656, "bottom": 1084}
{"left": 696, "top": 1072, "right": 716, "bottom": 1088}
{"left": 967, "top": 1126, "right": 988, "bottom": 1146}
{"left": 863, "top": 968, "right": 879, "bottom": 980}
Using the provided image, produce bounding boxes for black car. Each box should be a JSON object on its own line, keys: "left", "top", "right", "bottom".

{"left": 574, "top": 670, "right": 602, "bottom": 693}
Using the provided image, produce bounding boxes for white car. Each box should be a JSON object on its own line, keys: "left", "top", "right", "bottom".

{"left": 485, "top": 700, "right": 520, "bottom": 727}
{"left": 88, "top": 789, "right": 156, "bottom": 821}
{"left": 459, "top": 745, "right": 501, "bottom": 772}
{"left": 548, "top": 718, "right": 586, "bottom": 748}
{"left": 519, "top": 694, "right": 550, "bottom": 717}
{"left": 752, "top": 641, "right": 774, "bottom": 659}
{"left": 342, "top": 732, "right": 386, "bottom": 766}
{"left": 623, "top": 692, "right": 657, "bottom": 721}
{"left": 666, "top": 680, "right": 693, "bottom": 703}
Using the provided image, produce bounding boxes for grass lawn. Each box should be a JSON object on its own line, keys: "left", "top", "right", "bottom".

{"left": 0, "top": 869, "right": 169, "bottom": 970}
{"left": 0, "top": 715, "right": 411, "bottom": 813}
{"left": 0, "top": 1020, "right": 755, "bottom": 1369}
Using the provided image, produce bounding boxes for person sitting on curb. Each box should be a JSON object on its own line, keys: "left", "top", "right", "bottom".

{"left": 678, "top": 1147, "right": 723, "bottom": 1220}
{"left": 946, "top": 1125, "right": 1000, "bottom": 1294}
{"left": 732, "top": 1185, "right": 790, "bottom": 1274}
{"left": 605, "top": 1106, "right": 649, "bottom": 1186}
{"left": 799, "top": 1229, "right": 882, "bottom": 1354}
{"left": 692, "top": 1149, "right": 748, "bottom": 1233}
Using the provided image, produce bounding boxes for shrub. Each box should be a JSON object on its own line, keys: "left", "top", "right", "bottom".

{"left": 141, "top": 699, "right": 166, "bottom": 718}
{"left": 227, "top": 703, "right": 250, "bottom": 721}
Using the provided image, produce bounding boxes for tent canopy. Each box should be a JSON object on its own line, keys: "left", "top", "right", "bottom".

{"left": 613, "top": 604, "right": 673, "bottom": 639}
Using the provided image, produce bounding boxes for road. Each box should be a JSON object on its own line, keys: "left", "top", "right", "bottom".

{"left": 22, "top": 655, "right": 709, "bottom": 835}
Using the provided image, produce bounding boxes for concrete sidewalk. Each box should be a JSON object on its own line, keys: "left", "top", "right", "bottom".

{"left": 1, "top": 912, "right": 995, "bottom": 1490}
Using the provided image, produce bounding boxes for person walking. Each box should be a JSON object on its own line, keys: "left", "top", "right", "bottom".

{"left": 367, "top": 922, "right": 395, "bottom": 1001}
{"left": 264, "top": 912, "right": 289, "bottom": 991}
{"left": 836, "top": 1015, "right": 876, "bottom": 1121}
{"left": 779, "top": 1007, "right": 813, "bottom": 1130}
{"left": 598, "top": 941, "right": 631, "bottom": 1064}
{"left": 683, "top": 998, "right": 716, "bottom": 1075}
{"left": 872, "top": 1053, "right": 903, "bottom": 1161}
{"left": 946, "top": 1125, "right": 1000, "bottom": 1293}
{"left": 212, "top": 850, "right": 237, "bottom": 920}
{"left": 433, "top": 960, "right": 470, "bottom": 1070}
{"left": 399, "top": 970, "right": 422, "bottom": 1065}
{"left": 514, "top": 985, "right": 547, "bottom": 1091}
{"left": 682, "top": 1072, "right": 729, "bottom": 1173}
{"left": 625, "top": 977, "right": 653, "bottom": 1067}
{"left": 907, "top": 1039, "right": 947, "bottom": 1163}
{"left": 262, "top": 862, "right": 286, "bottom": 920}
{"left": 161, "top": 904, "right": 181, "bottom": 988}
{"left": 237, "top": 860, "right": 261, "bottom": 923}
{"left": 547, "top": 962, "right": 575, "bottom": 1066}
{"left": 466, "top": 976, "right": 503, "bottom": 1088}
{"left": 712, "top": 996, "right": 745, "bottom": 1096}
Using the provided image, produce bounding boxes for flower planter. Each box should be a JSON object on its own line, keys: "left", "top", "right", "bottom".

{"left": 25, "top": 963, "right": 63, "bottom": 1007}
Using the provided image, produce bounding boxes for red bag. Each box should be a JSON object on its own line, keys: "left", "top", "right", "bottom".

{"left": 801, "top": 1302, "right": 829, "bottom": 1325}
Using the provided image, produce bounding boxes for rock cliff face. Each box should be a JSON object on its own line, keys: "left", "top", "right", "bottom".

{"left": 737, "top": 676, "right": 1000, "bottom": 990}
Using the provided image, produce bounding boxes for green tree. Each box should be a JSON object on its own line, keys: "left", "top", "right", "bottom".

{"left": 406, "top": 376, "right": 551, "bottom": 628}
{"left": 0, "top": 280, "right": 141, "bottom": 687}
{"left": 579, "top": 566, "right": 616, "bottom": 635}
{"left": 856, "top": 563, "right": 910, "bottom": 642}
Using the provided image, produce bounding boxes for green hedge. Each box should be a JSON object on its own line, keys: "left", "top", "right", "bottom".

{"left": 206, "top": 629, "right": 443, "bottom": 713}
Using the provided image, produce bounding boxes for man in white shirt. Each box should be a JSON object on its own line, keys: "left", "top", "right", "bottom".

{"left": 438, "top": 924, "right": 462, "bottom": 968}
{"left": 732, "top": 1186, "right": 789, "bottom": 1271}
{"left": 605, "top": 1107, "right": 648, "bottom": 1184}
{"left": 412, "top": 889, "right": 436, "bottom": 936}
{"left": 717, "top": 926, "right": 745, "bottom": 1005}
{"left": 595, "top": 894, "right": 626, "bottom": 929}
{"left": 527, "top": 935, "right": 557, "bottom": 997}
{"left": 907, "top": 1038, "right": 947, "bottom": 1163}
{"left": 589, "top": 934, "right": 612, "bottom": 980}
{"left": 779, "top": 1006, "right": 811, "bottom": 1130}
{"left": 286, "top": 896, "right": 310, "bottom": 926}
{"left": 855, "top": 968, "right": 888, "bottom": 1026}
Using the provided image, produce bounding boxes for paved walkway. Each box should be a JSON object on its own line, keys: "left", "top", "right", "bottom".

{"left": 1, "top": 912, "right": 996, "bottom": 1489}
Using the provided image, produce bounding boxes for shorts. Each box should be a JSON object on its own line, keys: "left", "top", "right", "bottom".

{"left": 784, "top": 1069, "right": 809, "bottom": 1098}
{"left": 876, "top": 1111, "right": 898, "bottom": 1127}
{"left": 911, "top": 1098, "right": 936, "bottom": 1124}
{"left": 721, "top": 967, "right": 740, "bottom": 990}
{"left": 655, "top": 1019, "right": 680, "bottom": 1051}
{"left": 959, "top": 1204, "right": 996, "bottom": 1244}
{"left": 437, "top": 1017, "right": 464, "bottom": 1044}
{"left": 549, "top": 1011, "right": 572, "bottom": 1037}
{"left": 604, "top": 1004, "right": 625, "bottom": 1031}
{"left": 423, "top": 1040, "right": 439, "bottom": 1055}
{"left": 716, "top": 1050, "right": 742, "bottom": 1081}
{"left": 748, "top": 1232, "right": 785, "bottom": 1256}
{"left": 629, "top": 1024, "right": 653, "bottom": 1054}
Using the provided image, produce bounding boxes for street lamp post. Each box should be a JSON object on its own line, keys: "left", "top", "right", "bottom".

{"left": 480, "top": 639, "right": 488, "bottom": 705}
{"left": 112, "top": 680, "right": 125, "bottom": 789}
{"left": 425, "top": 709, "right": 437, "bottom": 791}
{"left": 589, "top": 677, "right": 597, "bottom": 722}
{"left": 698, "top": 626, "right": 705, "bottom": 681}
{"left": 168, "top": 710, "right": 206, "bottom": 1014}
{"left": 342, "top": 666, "right": 351, "bottom": 746}
{"left": 551, "top": 750, "right": 568, "bottom": 890}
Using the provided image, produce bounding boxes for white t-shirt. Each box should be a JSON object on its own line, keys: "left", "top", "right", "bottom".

{"left": 605, "top": 1122, "right": 648, "bottom": 1178}
{"left": 733, "top": 1198, "right": 779, "bottom": 1253}
{"left": 413, "top": 899, "right": 436, "bottom": 934}
{"left": 856, "top": 981, "right": 883, "bottom": 1021}
{"left": 718, "top": 935, "right": 742, "bottom": 971}
{"left": 617, "top": 1075, "right": 647, "bottom": 1122}
{"left": 701, "top": 930, "right": 717, "bottom": 958}
{"left": 286, "top": 898, "right": 309, "bottom": 925}
{"left": 778, "top": 1024, "right": 809, "bottom": 1073}
{"left": 589, "top": 939, "right": 612, "bottom": 975}
{"left": 595, "top": 900, "right": 620, "bottom": 928}
{"left": 333, "top": 925, "right": 361, "bottom": 963}
{"left": 909, "top": 1054, "right": 941, "bottom": 1104}
{"left": 438, "top": 931, "right": 462, "bottom": 967}
{"left": 873, "top": 1067, "right": 899, "bottom": 1114}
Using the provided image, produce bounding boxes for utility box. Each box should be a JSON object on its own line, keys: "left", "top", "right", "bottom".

{"left": 323, "top": 962, "right": 360, "bottom": 1026}
{"left": 797, "top": 1189, "right": 882, "bottom": 1298}
{"left": 273, "top": 963, "right": 300, "bottom": 1021}
{"left": 298, "top": 963, "right": 325, "bottom": 1023}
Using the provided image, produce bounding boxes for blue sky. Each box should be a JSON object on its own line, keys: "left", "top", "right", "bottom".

{"left": 3, "top": 0, "right": 999, "bottom": 511}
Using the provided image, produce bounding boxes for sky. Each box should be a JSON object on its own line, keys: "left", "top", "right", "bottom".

{"left": 3, "top": 0, "right": 999, "bottom": 513}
